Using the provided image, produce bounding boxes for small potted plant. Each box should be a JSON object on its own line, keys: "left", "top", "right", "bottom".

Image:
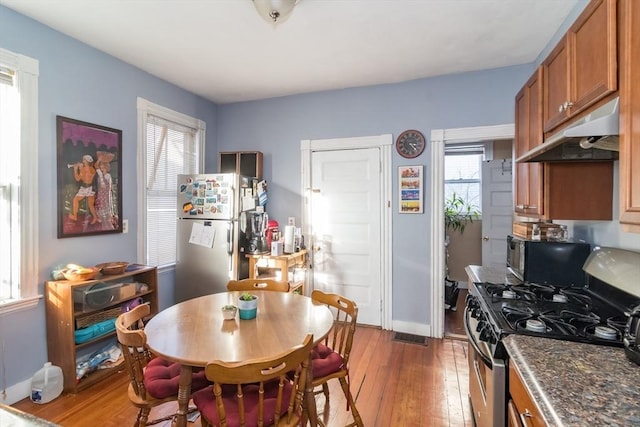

{"left": 237, "top": 292, "right": 259, "bottom": 320}
{"left": 221, "top": 304, "right": 237, "bottom": 320}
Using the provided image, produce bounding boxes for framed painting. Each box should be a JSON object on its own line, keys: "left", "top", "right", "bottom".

{"left": 57, "top": 116, "right": 123, "bottom": 238}
{"left": 399, "top": 165, "right": 423, "bottom": 214}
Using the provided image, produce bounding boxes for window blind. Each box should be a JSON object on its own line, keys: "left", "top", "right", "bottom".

{"left": 145, "top": 114, "right": 199, "bottom": 267}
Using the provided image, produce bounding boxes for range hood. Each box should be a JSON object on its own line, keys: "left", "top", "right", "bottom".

{"left": 516, "top": 97, "right": 620, "bottom": 163}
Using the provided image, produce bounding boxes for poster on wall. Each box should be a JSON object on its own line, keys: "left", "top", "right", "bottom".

{"left": 57, "top": 115, "right": 123, "bottom": 238}
{"left": 398, "top": 165, "right": 423, "bottom": 214}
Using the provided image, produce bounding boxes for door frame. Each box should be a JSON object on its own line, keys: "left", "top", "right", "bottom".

{"left": 430, "top": 124, "right": 514, "bottom": 338}
{"left": 301, "top": 135, "right": 393, "bottom": 330}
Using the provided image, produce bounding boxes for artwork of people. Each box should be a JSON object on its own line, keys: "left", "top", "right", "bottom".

{"left": 57, "top": 116, "right": 121, "bottom": 237}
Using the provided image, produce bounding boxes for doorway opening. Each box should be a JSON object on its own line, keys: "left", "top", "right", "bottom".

{"left": 430, "top": 124, "right": 515, "bottom": 339}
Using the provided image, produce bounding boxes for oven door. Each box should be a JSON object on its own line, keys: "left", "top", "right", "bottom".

{"left": 465, "top": 305, "right": 506, "bottom": 427}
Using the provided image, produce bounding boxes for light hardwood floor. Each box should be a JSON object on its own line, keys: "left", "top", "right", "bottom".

{"left": 13, "top": 327, "right": 472, "bottom": 427}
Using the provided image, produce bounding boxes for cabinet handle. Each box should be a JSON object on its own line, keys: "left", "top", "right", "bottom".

{"left": 520, "top": 409, "right": 533, "bottom": 426}
{"left": 565, "top": 101, "right": 574, "bottom": 110}
{"left": 516, "top": 204, "right": 527, "bottom": 210}
{"left": 482, "top": 236, "right": 489, "bottom": 241}
{"left": 558, "top": 104, "right": 565, "bottom": 112}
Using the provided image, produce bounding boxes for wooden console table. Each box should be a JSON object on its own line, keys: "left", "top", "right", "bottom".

{"left": 246, "top": 249, "right": 307, "bottom": 294}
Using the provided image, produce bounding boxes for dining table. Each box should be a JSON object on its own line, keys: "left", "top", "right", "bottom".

{"left": 144, "top": 290, "right": 334, "bottom": 427}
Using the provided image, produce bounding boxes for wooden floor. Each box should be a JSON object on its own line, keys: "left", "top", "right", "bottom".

{"left": 445, "top": 288, "right": 468, "bottom": 338}
{"left": 13, "top": 327, "right": 472, "bottom": 427}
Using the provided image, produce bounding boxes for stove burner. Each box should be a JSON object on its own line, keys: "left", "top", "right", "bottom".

{"left": 552, "top": 294, "right": 568, "bottom": 303}
{"left": 526, "top": 319, "right": 546, "bottom": 333}
{"left": 594, "top": 326, "right": 618, "bottom": 340}
{"left": 502, "top": 290, "right": 516, "bottom": 299}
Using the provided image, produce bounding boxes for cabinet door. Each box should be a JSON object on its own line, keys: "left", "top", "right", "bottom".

{"left": 515, "top": 69, "right": 543, "bottom": 217}
{"left": 619, "top": 0, "right": 640, "bottom": 226}
{"left": 542, "top": 36, "right": 570, "bottom": 132}
{"left": 569, "top": 0, "right": 617, "bottom": 113}
{"left": 543, "top": 0, "right": 617, "bottom": 133}
{"left": 219, "top": 151, "right": 263, "bottom": 178}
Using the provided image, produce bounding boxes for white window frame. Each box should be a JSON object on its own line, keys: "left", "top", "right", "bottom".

{"left": 0, "top": 48, "right": 39, "bottom": 314}
{"left": 136, "top": 98, "right": 205, "bottom": 269}
{"left": 444, "top": 144, "right": 485, "bottom": 215}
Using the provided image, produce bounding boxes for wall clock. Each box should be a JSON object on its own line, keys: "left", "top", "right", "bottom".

{"left": 396, "top": 130, "right": 426, "bottom": 158}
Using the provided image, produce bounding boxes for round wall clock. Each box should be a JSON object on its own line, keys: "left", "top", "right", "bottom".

{"left": 396, "top": 130, "right": 426, "bottom": 158}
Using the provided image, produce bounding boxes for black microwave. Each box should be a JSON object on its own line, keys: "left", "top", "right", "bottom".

{"left": 506, "top": 235, "right": 591, "bottom": 285}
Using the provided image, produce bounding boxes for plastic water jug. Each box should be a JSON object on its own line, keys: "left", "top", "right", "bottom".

{"left": 30, "top": 362, "right": 64, "bottom": 404}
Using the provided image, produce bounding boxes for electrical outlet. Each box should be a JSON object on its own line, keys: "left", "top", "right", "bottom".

{"left": 122, "top": 219, "right": 128, "bottom": 234}
{"left": 287, "top": 217, "right": 295, "bottom": 226}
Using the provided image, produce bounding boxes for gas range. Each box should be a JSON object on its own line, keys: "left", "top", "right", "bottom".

{"left": 470, "top": 280, "right": 630, "bottom": 348}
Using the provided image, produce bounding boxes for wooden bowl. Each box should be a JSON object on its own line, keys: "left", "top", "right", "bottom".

{"left": 61, "top": 266, "right": 101, "bottom": 282}
{"left": 95, "top": 261, "right": 129, "bottom": 275}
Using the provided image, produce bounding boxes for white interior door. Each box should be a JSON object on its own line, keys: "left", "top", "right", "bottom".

{"left": 481, "top": 159, "right": 513, "bottom": 269}
{"left": 310, "top": 148, "right": 382, "bottom": 326}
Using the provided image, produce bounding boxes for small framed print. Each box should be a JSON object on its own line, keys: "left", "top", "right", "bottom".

{"left": 399, "top": 165, "right": 423, "bottom": 214}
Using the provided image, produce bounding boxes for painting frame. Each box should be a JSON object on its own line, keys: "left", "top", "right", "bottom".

{"left": 57, "top": 115, "right": 123, "bottom": 238}
{"left": 399, "top": 165, "right": 423, "bottom": 214}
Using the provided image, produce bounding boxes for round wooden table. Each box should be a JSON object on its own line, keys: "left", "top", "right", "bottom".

{"left": 145, "top": 291, "right": 334, "bottom": 427}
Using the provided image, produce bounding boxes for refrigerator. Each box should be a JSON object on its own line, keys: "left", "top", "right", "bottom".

{"left": 175, "top": 173, "right": 259, "bottom": 302}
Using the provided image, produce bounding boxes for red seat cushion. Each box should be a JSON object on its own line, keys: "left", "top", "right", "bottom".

{"left": 311, "top": 343, "right": 345, "bottom": 378}
{"left": 143, "top": 357, "right": 210, "bottom": 399}
{"left": 193, "top": 380, "right": 293, "bottom": 426}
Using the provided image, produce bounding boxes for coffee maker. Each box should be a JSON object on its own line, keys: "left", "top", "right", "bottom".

{"left": 247, "top": 211, "right": 269, "bottom": 254}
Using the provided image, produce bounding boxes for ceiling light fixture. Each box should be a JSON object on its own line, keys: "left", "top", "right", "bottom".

{"left": 252, "top": 0, "right": 299, "bottom": 25}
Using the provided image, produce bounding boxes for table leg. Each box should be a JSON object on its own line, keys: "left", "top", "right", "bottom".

{"left": 175, "top": 365, "right": 193, "bottom": 427}
{"left": 305, "top": 358, "right": 318, "bottom": 427}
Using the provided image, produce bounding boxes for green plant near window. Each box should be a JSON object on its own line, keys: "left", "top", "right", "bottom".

{"left": 444, "top": 192, "right": 480, "bottom": 234}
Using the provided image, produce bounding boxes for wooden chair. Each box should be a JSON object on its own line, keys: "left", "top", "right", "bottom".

{"left": 115, "top": 304, "right": 210, "bottom": 427}
{"left": 227, "top": 278, "right": 289, "bottom": 292}
{"left": 192, "top": 334, "right": 314, "bottom": 427}
{"left": 310, "top": 290, "right": 363, "bottom": 427}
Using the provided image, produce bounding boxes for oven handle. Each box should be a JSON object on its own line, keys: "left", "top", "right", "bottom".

{"left": 464, "top": 306, "right": 493, "bottom": 369}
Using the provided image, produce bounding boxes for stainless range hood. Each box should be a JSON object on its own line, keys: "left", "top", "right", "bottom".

{"left": 516, "top": 97, "right": 620, "bottom": 163}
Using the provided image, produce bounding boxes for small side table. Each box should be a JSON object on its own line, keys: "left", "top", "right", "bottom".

{"left": 246, "top": 249, "right": 307, "bottom": 294}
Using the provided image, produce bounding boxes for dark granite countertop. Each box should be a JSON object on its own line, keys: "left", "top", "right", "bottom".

{"left": 465, "top": 264, "right": 521, "bottom": 285}
{"left": 503, "top": 335, "right": 640, "bottom": 427}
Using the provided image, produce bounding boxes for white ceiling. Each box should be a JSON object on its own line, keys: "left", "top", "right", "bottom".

{"left": 1, "top": 0, "right": 580, "bottom": 104}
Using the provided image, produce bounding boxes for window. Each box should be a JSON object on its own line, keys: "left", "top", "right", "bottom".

{"left": 137, "top": 98, "right": 205, "bottom": 268}
{"left": 444, "top": 145, "right": 483, "bottom": 214}
{"left": 0, "top": 48, "right": 39, "bottom": 314}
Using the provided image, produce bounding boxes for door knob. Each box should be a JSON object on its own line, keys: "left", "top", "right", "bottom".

{"left": 482, "top": 236, "right": 489, "bottom": 241}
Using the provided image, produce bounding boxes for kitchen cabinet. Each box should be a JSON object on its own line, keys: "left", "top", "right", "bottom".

{"left": 44, "top": 265, "right": 158, "bottom": 393}
{"left": 219, "top": 151, "right": 263, "bottom": 179}
{"left": 508, "top": 363, "right": 547, "bottom": 427}
{"left": 515, "top": 68, "right": 614, "bottom": 220}
{"left": 542, "top": 0, "right": 617, "bottom": 134}
{"left": 514, "top": 68, "right": 544, "bottom": 217}
{"left": 619, "top": 0, "right": 640, "bottom": 229}
{"left": 246, "top": 249, "right": 307, "bottom": 294}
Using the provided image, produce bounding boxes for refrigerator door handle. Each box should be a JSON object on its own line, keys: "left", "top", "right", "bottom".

{"left": 227, "top": 222, "right": 233, "bottom": 255}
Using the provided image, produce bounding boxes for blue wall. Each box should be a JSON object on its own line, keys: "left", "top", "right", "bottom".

{"left": 0, "top": 6, "right": 217, "bottom": 400}
{"left": 216, "top": 66, "right": 531, "bottom": 324}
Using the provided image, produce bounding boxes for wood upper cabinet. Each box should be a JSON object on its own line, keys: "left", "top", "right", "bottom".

{"left": 514, "top": 68, "right": 544, "bottom": 217}
{"left": 619, "top": 0, "right": 640, "bottom": 228}
{"left": 515, "top": 66, "right": 614, "bottom": 220}
{"left": 543, "top": 0, "right": 617, "bottom": 133}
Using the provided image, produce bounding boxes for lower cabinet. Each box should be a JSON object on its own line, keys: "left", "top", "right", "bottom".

{"left": 45, "top": 265, "right": 158, "bottom": 393}
{"left": 508, "top": 363, "right": 547, "bottom": 427}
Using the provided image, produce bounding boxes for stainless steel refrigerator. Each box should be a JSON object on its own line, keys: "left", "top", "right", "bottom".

{"left": 175, "top": 173, "right": 257, "bottom": 302}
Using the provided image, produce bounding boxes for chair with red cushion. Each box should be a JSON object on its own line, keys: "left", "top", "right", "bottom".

{"left": 115, "top": 304, "right": 210, "bottom": 427}
{"left": 192, "top": 334, "right": 313, "bottom": 427}
{"left": 310, "top": 290, "right": 363, "bottom": 427}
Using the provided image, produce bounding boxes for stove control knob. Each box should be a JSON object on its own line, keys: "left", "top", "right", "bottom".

{"left": 479, "top": 326, "right": 493, "bottom": 342}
